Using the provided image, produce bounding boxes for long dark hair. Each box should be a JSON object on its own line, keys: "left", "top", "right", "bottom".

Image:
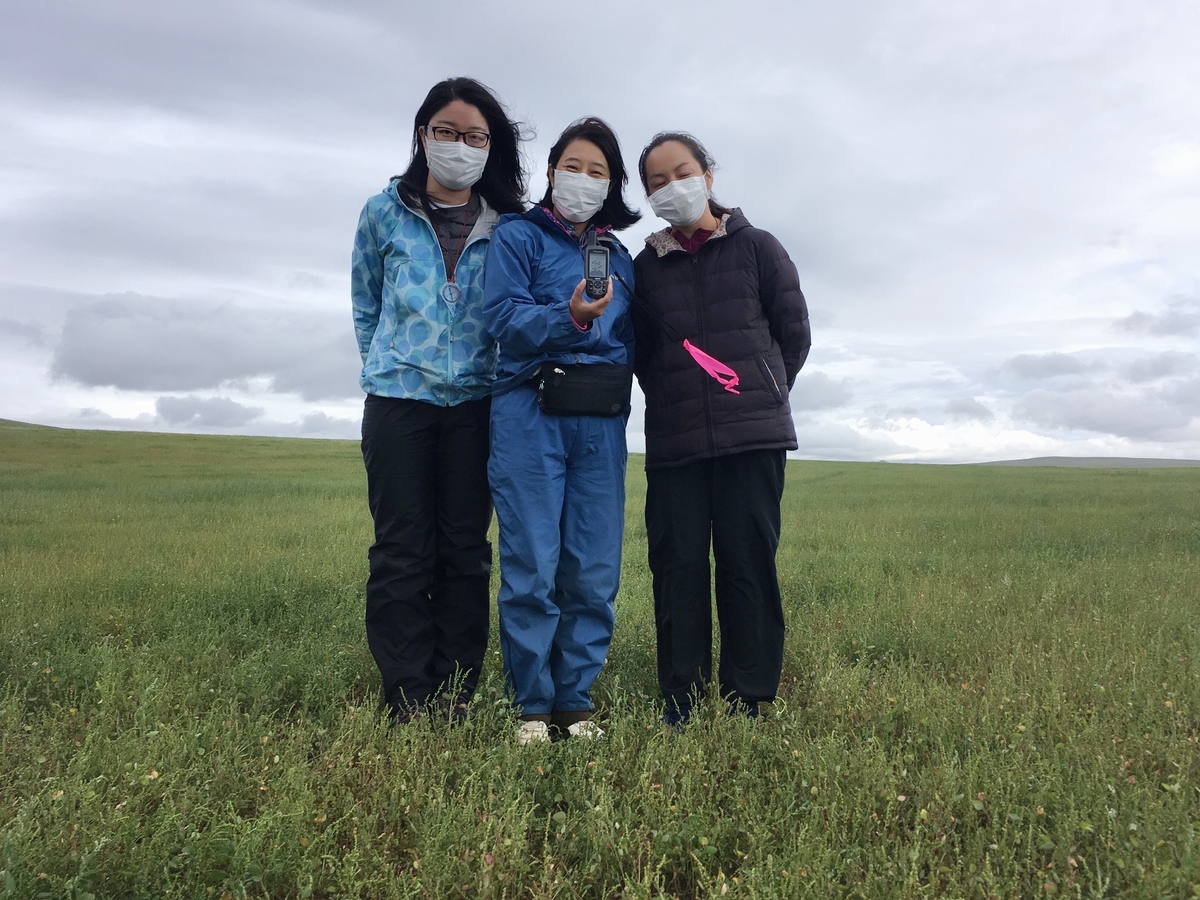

{"left": 538, "top": 117, "right": 641, "bottom": 231}
{"left": 397, "top": 77, "right": 527, "bottom": 215}
{"left": 637, "top": 131, "right": 732, "bottom": 219}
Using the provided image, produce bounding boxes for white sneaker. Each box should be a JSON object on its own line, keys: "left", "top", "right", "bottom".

{"left": 567, "top": 720, "right": 604, "bottom": 740}
{"left": 517, "top": 720, "right": 550, "bottom": 746}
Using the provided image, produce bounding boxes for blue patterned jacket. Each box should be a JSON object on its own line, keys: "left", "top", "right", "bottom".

{"left": 351, "top": 179, "right": 500, "bottom": 404}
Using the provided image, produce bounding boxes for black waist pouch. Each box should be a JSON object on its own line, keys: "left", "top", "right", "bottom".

{"left": 533, "top": 363, "right": 632, "bottom": 417}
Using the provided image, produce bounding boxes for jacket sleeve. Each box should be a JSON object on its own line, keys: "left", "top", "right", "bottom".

{"left": 350, "top": 200, "right": 384, "bottom": 365}
{"left": 614, "top": 250, "right": 637, "bottom": 372}
{"left": 755, "top": 231, "right": 811, "bottom": 388}
{"left": 482, "top": 223, "right": 600, "bottom": 357}
{"left": 630, "top": 252, "right": 656, "bottom": 383}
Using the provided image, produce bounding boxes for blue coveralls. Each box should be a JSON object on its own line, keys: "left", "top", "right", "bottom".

{"left": 482, "top": 206, "right": 635, "bottom": 717}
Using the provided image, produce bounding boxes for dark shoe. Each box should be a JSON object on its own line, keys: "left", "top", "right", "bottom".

{"left": 388, "top": 704, "right": 422, "bottom": 727}
{"left": 433, "top": 693, "right": 472, "bottom": 725}
{"left": 448, "top": 700, "right": 470, "bottom": 725}
{"left": 661, "top": 703, "right": 691, "bottom": 729}
{"left": 727, "top": 699, "right": 760, "bottom": 719}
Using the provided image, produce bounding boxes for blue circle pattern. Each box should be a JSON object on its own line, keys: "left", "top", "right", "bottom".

{"left": 409, "top": 318, "right": 432, "bottom": 346}
{"left": 355, "top": 189, "right": 496, "bottom": 403}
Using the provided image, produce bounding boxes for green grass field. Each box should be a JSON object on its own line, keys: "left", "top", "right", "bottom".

{"left": 2, "top": 419, "right": 1199, "bottom": 898}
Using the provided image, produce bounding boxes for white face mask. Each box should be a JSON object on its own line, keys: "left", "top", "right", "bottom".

{"left": 552, "top": 170, "right": 610, "bottom": 223}
{"left": 425, "top": 139, "right": 489, "bottom": 191}
{"left": 649, "top": 176, "right": 709, "bottom": 227}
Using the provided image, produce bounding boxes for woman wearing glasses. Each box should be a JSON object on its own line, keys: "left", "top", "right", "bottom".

{"left": 351, "top": 77, "right": 526, "bottom": 726}
{"left": 632, "top": 132, "right": 810, "bottom": 726}
{"left": 483, "top": 118, "right": 640, "bottom": 744}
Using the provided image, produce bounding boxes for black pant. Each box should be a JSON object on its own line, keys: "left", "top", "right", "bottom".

{"left": 646, "top": 449, "right": 786, "bottom": 710}
{"left": 361, "top": 394, "right": 492, "bottom": 712}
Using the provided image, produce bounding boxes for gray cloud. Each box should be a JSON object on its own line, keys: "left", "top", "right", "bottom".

{"left": 1014, "top": 388, "right": 1194, "bottom": 440}
{"left": 790, "top": 372, "right": 854, "bottom": 411}
{"left": 50, "top": 293, "right": 361, "bottom": 400}
{"left": 1000, "top": 352, "right": 1096, "bottom": 379}
{"left": 1114, "top": 297, "right": 1200, "bottom": 338}
{"left": 0, "top": 283, "right": 90, "bottom": 332}
{"left": 71, "top": 407, "right": 158, "bottom": 430}
{"left": 156, "top": 395, "right": 261, "bottom": 427}
{"left": 0, "top": 319, "right": 47, "bottom": 347}
{"left": 1161, "top": 378, "right": 1200, "bottom": 417}
{"left": 1, "top": 1, "right": 383, "bottom": 133}
{"left": 792, "top": 418, "right": 914, "bottom": 461}
{"left": 1122, "top": 351, "right": 1197, "bottom": 383}
{"left": 857, "top": 403, "right": 923, "bottom": 428}
{"left": 945, "top": 397, "right": 993, "bottom": 422}
{"left": 298, "top": 411, "right": 358, "bottom": 438}
{"left": 63, "top": 402, "right": 359, "bottom": 440}
{"left": 4, "top": 2, "right": 1200, "bottom": 462}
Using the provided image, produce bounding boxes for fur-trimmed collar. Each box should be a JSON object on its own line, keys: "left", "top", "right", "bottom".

{"left": 644, "top": 213, "right": 732, "bottom": 258}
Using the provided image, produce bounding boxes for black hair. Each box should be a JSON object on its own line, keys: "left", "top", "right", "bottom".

{"left": 397, "top": 77, "right": 527, "bottom": 215}
{"left": 538, "top": 117, "right": 641, "bottom": 231}
{"left": 637, "top": 131, "right": 732, "bottom": 219}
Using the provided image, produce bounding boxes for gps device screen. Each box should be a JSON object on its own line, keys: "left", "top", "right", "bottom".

{"left": 587, "top": 248, "right": 608, "bottom": 278}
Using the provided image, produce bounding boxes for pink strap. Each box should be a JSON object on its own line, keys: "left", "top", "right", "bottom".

{"left": 683, "top": 339, "right": 740, "bottom": 394}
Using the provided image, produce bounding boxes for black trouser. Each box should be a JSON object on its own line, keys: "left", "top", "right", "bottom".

{"left": 646, "top": 448, "right": 786, "bottom": 710}
{"left": 361, "top": 394, "right": 492, "bottom": 713}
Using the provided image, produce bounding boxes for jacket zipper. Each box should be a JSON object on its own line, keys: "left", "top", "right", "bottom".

{"left": 444, "top": 222, "right": 491, "bottom": 390}
{"left": 691, "top": 253, "right": 716, "bottom": 456}
{"left": 762, "top": 355, "right": 782, "bottom": 400}
{"left": 392, "top": 189, "right": 495, "bottom": 403}
{"left": 404, "top": 210, "right": 456, "bottom": 396}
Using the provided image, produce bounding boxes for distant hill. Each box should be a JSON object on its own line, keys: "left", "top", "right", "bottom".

{"left": 979, "top": 457, "right": 1200, "bottom": 469}
{"left": 3, "top": 420, "right": 1197, "bottom": 469}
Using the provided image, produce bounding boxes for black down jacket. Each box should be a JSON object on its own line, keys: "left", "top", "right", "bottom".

{"left": 632, "top": 209, "right": 810, "bottom": 470}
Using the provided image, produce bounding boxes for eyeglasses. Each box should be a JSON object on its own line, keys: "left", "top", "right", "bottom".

{"left": 424, "top": 126, "right": 491, "bottom": 149}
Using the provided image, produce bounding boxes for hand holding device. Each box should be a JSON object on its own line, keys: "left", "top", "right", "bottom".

{"left": 569, "top": 278, "right": 611, "bottom": 325}
{"left": 570, "top": 232, "right": 613, "bottom": 325}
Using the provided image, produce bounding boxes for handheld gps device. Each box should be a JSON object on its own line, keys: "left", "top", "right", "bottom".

{"left": 585, "top": 233, "right": 610, "bottom": 300}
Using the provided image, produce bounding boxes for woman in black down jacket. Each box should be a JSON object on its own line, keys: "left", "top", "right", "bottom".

{"left": 631, "top": 132, "right": 810, "bottom": 726}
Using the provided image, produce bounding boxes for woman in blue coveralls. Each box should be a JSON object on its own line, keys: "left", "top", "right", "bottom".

{"left": 483, "top": 117, "right": 640, "bottom": 744}
{"left": 351, "top": 78, "right": 526, "bottom": 726}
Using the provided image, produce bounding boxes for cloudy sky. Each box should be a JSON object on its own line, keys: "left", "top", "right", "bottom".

{"left": 3, "top": 0, "right": 1198, "bottom": 462}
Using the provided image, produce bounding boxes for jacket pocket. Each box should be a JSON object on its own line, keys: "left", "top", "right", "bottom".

{"left": 754, "top": 353, "right": 785, "bottom": 405}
